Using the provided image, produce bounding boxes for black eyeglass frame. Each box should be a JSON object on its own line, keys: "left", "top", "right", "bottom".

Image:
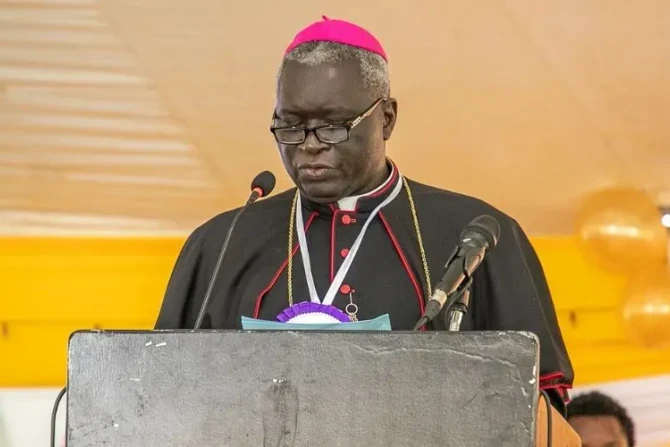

{"left": 269, "top": 98, "right": 386, "bottom": 145}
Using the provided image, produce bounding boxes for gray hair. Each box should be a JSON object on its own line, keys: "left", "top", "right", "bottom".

{"left": 277, "top": 41, "right": 390, "bottom": 99}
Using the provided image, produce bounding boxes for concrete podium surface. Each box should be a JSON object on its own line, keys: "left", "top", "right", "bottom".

{"left": 67, "top": 330, "right": 540, "bottom": 446}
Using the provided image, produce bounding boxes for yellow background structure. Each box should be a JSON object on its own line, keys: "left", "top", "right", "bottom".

{"left": 2, "top": 236, "right": 669, "bottom": 388}
{"left": 1, "top": 1, "right": 668, "bottom": 389}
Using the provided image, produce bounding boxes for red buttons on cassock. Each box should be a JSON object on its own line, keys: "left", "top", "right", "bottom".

{"left": 340, "top": 248, "right": 349, "bottom": 258}
{"left": 341, "top": 214, "right": 353, "bottom": 225}
{"left": 340, "top": 284, "right": 351, "bottom": 294}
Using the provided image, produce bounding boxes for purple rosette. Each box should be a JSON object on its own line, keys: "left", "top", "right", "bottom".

{"left": 276, "top": 302, "right": 350, "bottom": 323}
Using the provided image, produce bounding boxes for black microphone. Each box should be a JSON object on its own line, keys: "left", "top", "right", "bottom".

{"left": 193, "top": 171, "right": 276, "bottom": 329}
{"left": 413, "top": 215, "right": 501, "bottom": 330}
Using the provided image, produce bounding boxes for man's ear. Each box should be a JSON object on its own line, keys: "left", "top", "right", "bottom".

{"left": 382, "top": 98, "right": 398, "bottom": 140}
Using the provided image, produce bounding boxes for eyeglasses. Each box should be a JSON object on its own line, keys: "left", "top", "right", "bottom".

{"left": 270, "top": 98, "right": 385, "bottom": 145}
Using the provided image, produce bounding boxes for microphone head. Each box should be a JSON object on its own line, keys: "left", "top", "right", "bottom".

{"left": 461, "top": 215, "right": 501, "bottom": 252}
{"left": 251, "top": 171, "right": 276, "bottom": 198}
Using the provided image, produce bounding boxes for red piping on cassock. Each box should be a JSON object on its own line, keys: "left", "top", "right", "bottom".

{"left": 379, "top": 211, "right": 427, "bottom": 331}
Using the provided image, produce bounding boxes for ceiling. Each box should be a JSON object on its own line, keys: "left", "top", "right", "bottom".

{"left": 0, "top": 0, "right": 668, "bottom": 235}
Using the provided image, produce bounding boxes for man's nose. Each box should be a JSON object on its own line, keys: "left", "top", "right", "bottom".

{"left": 299, "top": 130, "right": 329, "bottom": 154}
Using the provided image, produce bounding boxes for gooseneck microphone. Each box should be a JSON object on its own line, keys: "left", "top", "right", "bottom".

{"left": 413, "top": 215, "right": 501, "bottom": 331}
{"left": 193, "top": 170, "right": 276, "bottom": 329}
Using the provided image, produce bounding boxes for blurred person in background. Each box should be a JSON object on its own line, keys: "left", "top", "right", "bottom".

{"left": 567, "top": 391, "right": 635, "bottom": 447}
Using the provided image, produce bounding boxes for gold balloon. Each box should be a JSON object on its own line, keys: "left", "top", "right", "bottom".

{"left": 622, "top": 267, "right": 670, "bottom": 348}
{"left": 575, "top": 187, "right": 668, "bottom": 274}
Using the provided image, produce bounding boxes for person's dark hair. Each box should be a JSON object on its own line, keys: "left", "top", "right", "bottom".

{"left": 567, "top": 391, "right": 635, "bottom": 446}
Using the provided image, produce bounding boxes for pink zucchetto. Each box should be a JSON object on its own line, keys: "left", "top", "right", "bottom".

{"left": 284, "top": 16, "right": 388, "bottom": 61}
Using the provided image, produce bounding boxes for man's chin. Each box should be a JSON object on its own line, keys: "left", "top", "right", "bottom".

{"left": 299, "top": 182, "right": 345, "bottom": 204}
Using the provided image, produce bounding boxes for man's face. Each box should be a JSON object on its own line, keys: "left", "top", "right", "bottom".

{"left": 569, "top": 415, "right": 629, "bottom": 447}
{"left": 274, "top": 58, "right": 397, "bottom": 203}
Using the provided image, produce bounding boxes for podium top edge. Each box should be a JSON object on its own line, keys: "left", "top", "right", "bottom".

{"left": 68, "top": 329, "right": 540, "bottom": 343}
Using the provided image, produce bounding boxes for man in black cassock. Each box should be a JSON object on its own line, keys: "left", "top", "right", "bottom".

{"left": 156, "top": 16, "right": 574, "bottom": 411}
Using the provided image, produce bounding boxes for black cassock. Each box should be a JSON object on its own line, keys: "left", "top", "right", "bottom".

{"left": 156, "top": 165, "right": 574, "bottom": 411}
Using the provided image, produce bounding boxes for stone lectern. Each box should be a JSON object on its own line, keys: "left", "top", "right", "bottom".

{"left": 65, "top": 330, "right": 580, "bottom": 446}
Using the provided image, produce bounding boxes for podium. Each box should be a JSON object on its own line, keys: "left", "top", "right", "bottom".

{"left": 66, "top": 330, "right": 580, "bottom": 446}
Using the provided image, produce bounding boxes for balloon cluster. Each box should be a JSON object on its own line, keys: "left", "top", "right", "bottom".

{"left": 575, "top": 188, "right": 670, "bottom": 348}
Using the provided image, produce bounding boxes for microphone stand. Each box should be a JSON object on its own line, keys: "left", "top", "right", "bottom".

{"left": 413, "top": 276, "right": 473, "bottom": 332}
{"left": 446, "top": 285, "right": 471, "bottom": 331}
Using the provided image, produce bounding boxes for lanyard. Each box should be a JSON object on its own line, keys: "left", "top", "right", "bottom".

{"left": 295, "top": 174, "right": 404, "bottom": 306}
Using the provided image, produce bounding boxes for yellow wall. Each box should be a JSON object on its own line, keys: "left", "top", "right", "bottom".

{"left": 1, "top": 236, "right": 669, "bottom": 388}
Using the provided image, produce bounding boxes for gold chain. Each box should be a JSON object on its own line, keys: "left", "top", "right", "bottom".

{"left": 286, "top": 177, "right": 431, "bottom": 307}
{"left": 403, "top": 178, "right": 432, "bottom": 297}
{"left": 287, "top": 190, "right": 298, "bottom": 307}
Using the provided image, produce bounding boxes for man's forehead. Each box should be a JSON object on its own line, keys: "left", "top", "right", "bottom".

{"left": 569, "top": 415, "right": 627, "bottom": 443}
{"left": 280, "top": 58, "right": 361, "bottom": 85}
{"left": 276, "top": 95, "right": 365, "bottom": 119}
{"left": 277, "top": 60, "right": 371, "bottom": 114}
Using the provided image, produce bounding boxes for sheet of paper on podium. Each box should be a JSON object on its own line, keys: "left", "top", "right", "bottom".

{"left": 240, "top": 314, "right": 392, "bottom": 331}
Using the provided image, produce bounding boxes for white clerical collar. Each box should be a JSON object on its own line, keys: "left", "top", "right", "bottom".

{"left": 337, "top": 163, "right": 396, "bottom": 211}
